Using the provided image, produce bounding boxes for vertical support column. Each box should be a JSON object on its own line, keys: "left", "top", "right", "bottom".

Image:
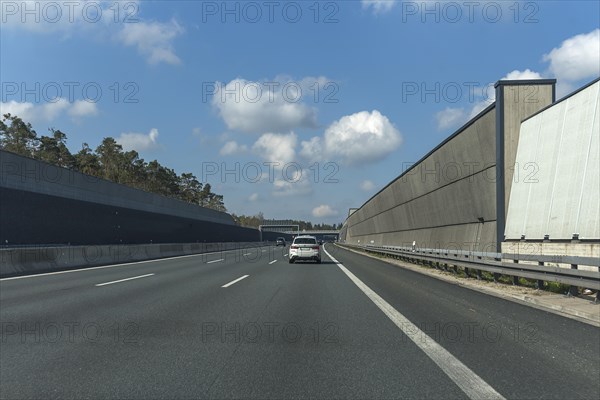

{"left": 494, "top": 79, "right": 556, "bottom": 253}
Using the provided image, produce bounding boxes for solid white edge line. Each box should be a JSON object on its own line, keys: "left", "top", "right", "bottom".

{"left": 0, "top": 245, "right": 272, "bottom": 281}
{"left": 283, "top": 254, "right": 288, "bottom": 257}
{"left": 95, "top": 273, "right": 155, "bottom": 287}
{"left": 269, "top": 260, "right": 277, "bottom": 264}
{"left": 221, "top": 274, "right": 249, "bottom": 288}
{"left": 322, "top": 247, "right": 505, "bottom": 400}
{"left": 207, "top": 259, "right": 224, "bottom": 264}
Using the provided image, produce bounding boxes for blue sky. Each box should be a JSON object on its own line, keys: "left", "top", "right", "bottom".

{"left": 1, "top": 0, "right": 599, "bottom": 224}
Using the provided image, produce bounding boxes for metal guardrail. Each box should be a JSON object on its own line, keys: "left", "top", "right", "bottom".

{"left": 339, "top": 244, "right": 600, "bottom": 293}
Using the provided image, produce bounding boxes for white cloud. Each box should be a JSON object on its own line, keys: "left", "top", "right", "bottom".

{"left": 360, "top": 180, "right": 376, "bottom": 191}
{"left": 312, "top": 204, "right": 339, "bottom": 218}
{"left": 117, "top": 128, "right": 160, "bottom": 151}
{"left": 252, "top": 132, "right": 297, "bottom": 165}
{"left": 68, "top": 100, "right": 99, "bottom": 117}
{"left": 301, "top": 110, "right": 402, "bottom": 166}
{"left": 248, "top": 193, "right": 259, "bottom": 202}
{"left": 468, "top": 100, "right": 493, "bottom": 120}
{"left": 452, "top": 30, "right": 600, "bottom": 121}
{"left": 2, "top": 1, "right": 183, "bottom": 66}
{"left": 117, "top": 19, "right": 184, "bottom": 65}
{"left": 0, "top": 101, "right": 36, "bottom": 121}
{"left": 220, "top": 140, "right": 248, "bottom": 156}
{"left": 555, "top": 81, "right": 576, "bottom": 99}
{"left": 211, "top": 78, "right": 318, "bottom": 133}
{"left": 272, "top": 171, "right": 313, "bottom": 197}
{"left": 362, "top": 0, "right": 397, "bottom": 14}
{"left": 299, "top": 136, "right": 324, "bottom": 162}
{"left": 468, "top": 69, "right": 544, "bottom": 119}
{"left": 543, "top": 29, "right": 600, "bottom": 82}
{"left": 0, "top": 98, "right": 96, "bottom": 123}
{"left": 41, "top": 98, "right": 70, "bottom": 120}
{"left": 435, "top": 107, "right": 466, "bottom": 131}
{"left": 503, "top": 69, "right": 543, "bottom": 80}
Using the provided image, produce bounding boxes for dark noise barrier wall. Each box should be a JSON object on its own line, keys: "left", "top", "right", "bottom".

{"left": 340, "top": 79, "right": 556, "bottom": 252}
{"left": 0, "top": 150, "right": 291, "bottom": 246}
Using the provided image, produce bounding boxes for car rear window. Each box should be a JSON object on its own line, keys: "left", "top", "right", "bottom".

{"left": 294, "top": 238, "right": 316, "bottom": 244}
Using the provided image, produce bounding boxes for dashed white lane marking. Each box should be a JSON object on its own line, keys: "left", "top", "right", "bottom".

{"left": 207, "top": 259, "right": 224, "bottom": 264}
{"left": 269, "top": 260, "right": 277, "bottom": 264}
{"left": 1, "top": 246, "right": 271, "bottom": 281}
{"left": 95, "top": 273, "right": 155, "bottom": 287}
{"left": 222, "top": 275, "right": 249, "bottom": 288}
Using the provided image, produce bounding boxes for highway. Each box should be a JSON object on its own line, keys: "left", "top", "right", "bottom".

{"left": 1, "top": 244, "right": 598, "bottom": 399}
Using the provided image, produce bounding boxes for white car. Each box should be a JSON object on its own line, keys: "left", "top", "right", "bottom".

{"left": 289, "top": 235, "right": 321, "bottom": 264}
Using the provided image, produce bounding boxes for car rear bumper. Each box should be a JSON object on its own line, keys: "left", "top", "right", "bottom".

{"left": 289, "top": 252, "right": 320, "bottom": 260}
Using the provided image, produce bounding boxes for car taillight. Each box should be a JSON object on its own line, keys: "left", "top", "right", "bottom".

{"left": 312, "top": 246, "right": 320, "bottom": 250}
{"left": 291, "top": 245, "right": 298, "bottom": 249}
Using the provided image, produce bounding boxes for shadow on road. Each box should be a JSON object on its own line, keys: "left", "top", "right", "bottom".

{"left": 289, "top": 260, "right": 337, "bottom": 265}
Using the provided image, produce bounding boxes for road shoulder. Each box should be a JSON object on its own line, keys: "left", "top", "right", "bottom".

{"left": 335, "top": 244, "right": 600, "bottom": 327}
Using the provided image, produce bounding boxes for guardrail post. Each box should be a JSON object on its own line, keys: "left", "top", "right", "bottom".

{"left": 493, "top": 273, "right": 500, "bottom": 283}
{"left": 476, "top": 269, "right": 482, "bottom": 280}
{"left": 568, "top": 264, "right": 579, "bottom": 297}
{"left": 464, "top": 267, "right": 470, "bottom": 278}
{"left": 512, "top": 259, "right": 519, "bottom": 285}
{"left": 537, "top": 261, "right": 544, "bottom": 290}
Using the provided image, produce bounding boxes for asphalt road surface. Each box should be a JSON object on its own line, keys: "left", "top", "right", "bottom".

{"left": 1, "top": 244, "right": 598, "bottom": 399}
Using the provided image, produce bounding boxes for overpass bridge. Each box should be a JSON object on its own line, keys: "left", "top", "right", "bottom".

{"left": 258, "top": 224, "right": 340, "bottom": 240}
{"left": 282, "top": 230, "right": 339, "bottom": 236}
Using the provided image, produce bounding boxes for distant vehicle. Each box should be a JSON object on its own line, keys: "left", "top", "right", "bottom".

{"left": 289, "top": 235, "right": 321, "bottom": 264}
{"left": 276, "top": 237, "right": 286, "bottom": 246}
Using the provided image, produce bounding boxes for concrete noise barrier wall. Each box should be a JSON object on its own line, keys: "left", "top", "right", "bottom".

{"left": 505, "top": 78, "right": 600, "bottom": 241}
{"left": 342, "top": 79, "right": 556, "bottom": 252}
{"left": 0, "top": 242, "right": 272, "bottom": 278}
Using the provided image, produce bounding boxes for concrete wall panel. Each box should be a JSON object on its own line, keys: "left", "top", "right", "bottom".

{"left": 345, "top": 106, "right": 498, "bottom": 251}
{"left": 505, "top": 80, "right": 599, "bottom": 240}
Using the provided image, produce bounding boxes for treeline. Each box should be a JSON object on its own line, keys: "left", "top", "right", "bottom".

{"left": 231, "top": 212, "right": 342, "bottom": 231}
{"left": 0, "top": 114, "right": 226, "bottom": 212}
